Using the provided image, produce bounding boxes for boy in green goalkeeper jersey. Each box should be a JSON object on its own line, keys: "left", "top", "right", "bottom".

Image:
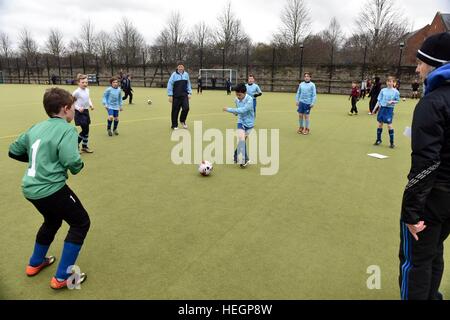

{"left": 8, "top": 87, "right": 90, "bottom": 289}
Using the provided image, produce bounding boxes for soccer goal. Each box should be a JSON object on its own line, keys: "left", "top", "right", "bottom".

{"left": 199, "top": 69, "right": 238, "bottom": 90}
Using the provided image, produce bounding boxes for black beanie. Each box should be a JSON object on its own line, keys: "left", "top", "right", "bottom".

{"left": 416, "top": 32, "right": 450, "bottom": 67}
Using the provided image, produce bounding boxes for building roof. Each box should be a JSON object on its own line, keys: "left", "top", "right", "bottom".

{"left": 440, "top": 13, "right": 450, "bottom": 31}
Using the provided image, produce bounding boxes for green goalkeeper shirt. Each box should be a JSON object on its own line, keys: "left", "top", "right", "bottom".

{"left": 9, "top": 117, "right": 84, "bottom": 200}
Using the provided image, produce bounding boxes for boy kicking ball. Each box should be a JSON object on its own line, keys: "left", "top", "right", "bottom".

{"left": 223, "top": 83, "right": 255, "bottom": 168}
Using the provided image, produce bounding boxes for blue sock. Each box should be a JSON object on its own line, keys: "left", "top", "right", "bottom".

{"left": 113, "top": 120, "right": 119, "bottom": 130}
{"left": 305, "top": 119, "right": 310, "bottom": 128}
{"left": 29, "top": 243, "right": 50, "bottom": 267}
{"left": 377, "top": 128, "right": 382, "bottom": 141}
{"left": 389, "top": 129, "right": 394, "bottom": 144}
{"left": 107, "top": 120, "right": 112, "bottom": 130}
{"left": 55, "top": 242, "right": 82, "bottom": 280}
{"left": 299, "top": 119, "right": 303, "bottom": 127}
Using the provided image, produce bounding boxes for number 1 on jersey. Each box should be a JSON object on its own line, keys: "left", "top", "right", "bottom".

{"left": 27, "top": 139, "right": 41, "bottom": 177}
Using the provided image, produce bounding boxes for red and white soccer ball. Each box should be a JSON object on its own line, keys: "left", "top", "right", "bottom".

{"left": 198, "top": 160, "right": 213, "bottom": 176}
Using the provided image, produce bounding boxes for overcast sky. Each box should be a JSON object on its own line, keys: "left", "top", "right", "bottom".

{"left": 0, "top": 0, "right": 449, "bottom": 49}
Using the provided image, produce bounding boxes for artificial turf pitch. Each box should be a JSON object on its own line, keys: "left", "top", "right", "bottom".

{"left": 1, "top": 84, "right": 448, "bottom": 299}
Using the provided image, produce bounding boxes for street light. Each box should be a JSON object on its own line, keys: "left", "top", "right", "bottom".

{"left": 299, "top": 43, "right": 304, "bottom": 80}
{"left": 397, "top": 42, "right": 405, "bottom": 79}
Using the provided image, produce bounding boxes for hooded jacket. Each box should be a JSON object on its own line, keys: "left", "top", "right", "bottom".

{"left": 401, "top": 63, "right": 450, "bottom": 224}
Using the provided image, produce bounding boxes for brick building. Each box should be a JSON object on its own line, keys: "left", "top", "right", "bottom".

{"left": 403, "top": 12, "right": 450, "bottom": 65}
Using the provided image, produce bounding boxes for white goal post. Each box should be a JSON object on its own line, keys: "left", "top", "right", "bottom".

{"left": 198, "top": 69, "right": 238, "bottom": 89}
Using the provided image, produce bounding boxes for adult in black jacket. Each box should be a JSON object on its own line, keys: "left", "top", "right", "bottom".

{"left": 368, "top": 76, "right": 381, "bottom": 114}
{"left": 399, "top": 32, "right": 450, "bottom": 300}
{"left": 121, "top": 74, "right": 133, "bottom": 104}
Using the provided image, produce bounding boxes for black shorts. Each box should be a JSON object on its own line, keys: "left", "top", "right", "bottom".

{"left": 75, "top": 110, "right": 91, "bottom": 127}
{"left": 27, "top": 184, "right": 90, "bottom": 245}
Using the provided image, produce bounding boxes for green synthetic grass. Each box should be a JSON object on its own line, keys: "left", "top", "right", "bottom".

{"left": 1, "top": 84, "right": 448, "bottom": 299}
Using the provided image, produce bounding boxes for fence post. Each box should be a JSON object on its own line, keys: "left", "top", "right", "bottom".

{"left": 328, "top": 45, "right": 334, "bottom": 94}
{"left": 82, "top": 53, "right": 86, "bottom": 74}
{"left": 95, "top": 55, "right": 100, "bottom": 85}
{"left": 142, "top": 51, "right": 146, "bottom": 87}
{"left": 16, "top": 58, "right": 21, "bottom": 84}
{"left": 271, "top": 47, "right": 276, "bottom": 92}
{"left": 35, "top": 56, "right": 40, "bottom": 84}
{"left": 69, "top": 55, "right": 73, "bottom": 80}
{"left": 46, "top": 56, "right": 51, "bottom": 83}
{"left": 110, "top": 52, "right": 114, "bottom": 77}
{"left": 58, "top": 55, "right": 61, "bottom": 84}
{"left": 25, "top": 57, "right": 30, "bottom": 84}
{"left": 7, "top": 57, "right": 11, "bottom": 83}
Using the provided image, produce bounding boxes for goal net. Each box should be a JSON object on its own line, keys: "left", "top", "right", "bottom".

{"left": 198, "top": 69, "right": 238, "bottom": 90}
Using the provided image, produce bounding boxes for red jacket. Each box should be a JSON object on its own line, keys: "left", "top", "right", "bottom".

{"left": 350, "top": 87, "right": 360, "bottom": 98}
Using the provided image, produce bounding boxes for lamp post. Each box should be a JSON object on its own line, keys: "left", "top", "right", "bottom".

{"left": 299, "top": 43, "right": 304, "bottom": 80}
{"left": 397, "top": 42, "right": 405, "bottom": 79}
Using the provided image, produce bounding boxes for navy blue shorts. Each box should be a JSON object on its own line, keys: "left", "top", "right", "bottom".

{"left": 377, "top": 107, "right": 394, "bottom": 124}
{"left": 107, "top": 109, "right": 119, "bottom": 117}
{"left": 237, "top": 123, "right": 253, "bottom": 134}
{"left": 297, "top": 102, "right": 311, "bottom": 114}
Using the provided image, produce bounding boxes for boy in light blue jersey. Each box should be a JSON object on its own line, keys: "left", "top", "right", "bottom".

{"left": 245, "top": 74, "right": 262, "bottom": 115}
{"left": 223, "top": 83, "right": 255, "bottom": 168}
{"left": 296, "top": 72, "right": 317, "bottom": 135}
{"left": 373, "top": 76, "right": 400, "bottom": 148}
{"left": 103, "top": 77, "right": 123, "bottom": 136}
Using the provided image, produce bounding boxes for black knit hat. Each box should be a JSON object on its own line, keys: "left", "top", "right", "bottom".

{"left": 416, "top": 32, "right": 450, "bottom": 67}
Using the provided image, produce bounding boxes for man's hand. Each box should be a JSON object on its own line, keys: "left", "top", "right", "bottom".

{"left": 169, "top": 97, "right": 173, "bottom": 103}
{"left": 407, "top": 221, "right": 426, "bottom": 241}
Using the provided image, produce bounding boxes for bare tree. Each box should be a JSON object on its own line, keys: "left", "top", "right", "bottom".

{"left": 155, "top": 11, "right": 187, "bottom": 62}
{"left": 80, "top": 19, "right": 95, "bottom": 54}
{"left": 190, "top": 21, "right": 211, "bottom": 50}
{"left": 216, "top": 1, "right": 237, "bottom": 49}
{"left": 67, "top": 38, "right": 84, "bottom": 55}
{"left": 321, "top": 17, "right": 343, "bottom": 49}
{"left": 188, "top": 21, "right": 212, "bottom": 68}
{"left": 232, "top": 20, "right": 250, "bottom": 58}
{"left": 114, "top": 17, "right": 145, "bottom": 64}
{"left": 168, "top": 11, "right": 185, "bottom": 51}
{"left": 355, "top": 0, "right": 409, "bottom": 65}
{"left": 0, "top": 31, "right": 12, "bottom": 58}
{"left": 274, "top": 0, "right": 311, "bottom": 47}
{"left": 95, "top": 31, "right": 113, "bottom": 64}
{"left": 18, "top": 29, "right": 38, "bottom": 58}
{"left": 46, "top": 29, "right": 65, "bottom": 56}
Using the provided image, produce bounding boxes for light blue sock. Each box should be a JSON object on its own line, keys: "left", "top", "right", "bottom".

{"left": 29, "top": 243, "right": 50, "bottom": 267}
{"left": 299, "top": 119, "right": 304, "bottom": 127}
{"left": 237, "top": 140, "right": 246, "bottom": 164}
{"left": 55, "top": 242, "right": 82, "bottom": 280}
{"left": 305, "top": 119, "right": 310, "bottom": 128}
